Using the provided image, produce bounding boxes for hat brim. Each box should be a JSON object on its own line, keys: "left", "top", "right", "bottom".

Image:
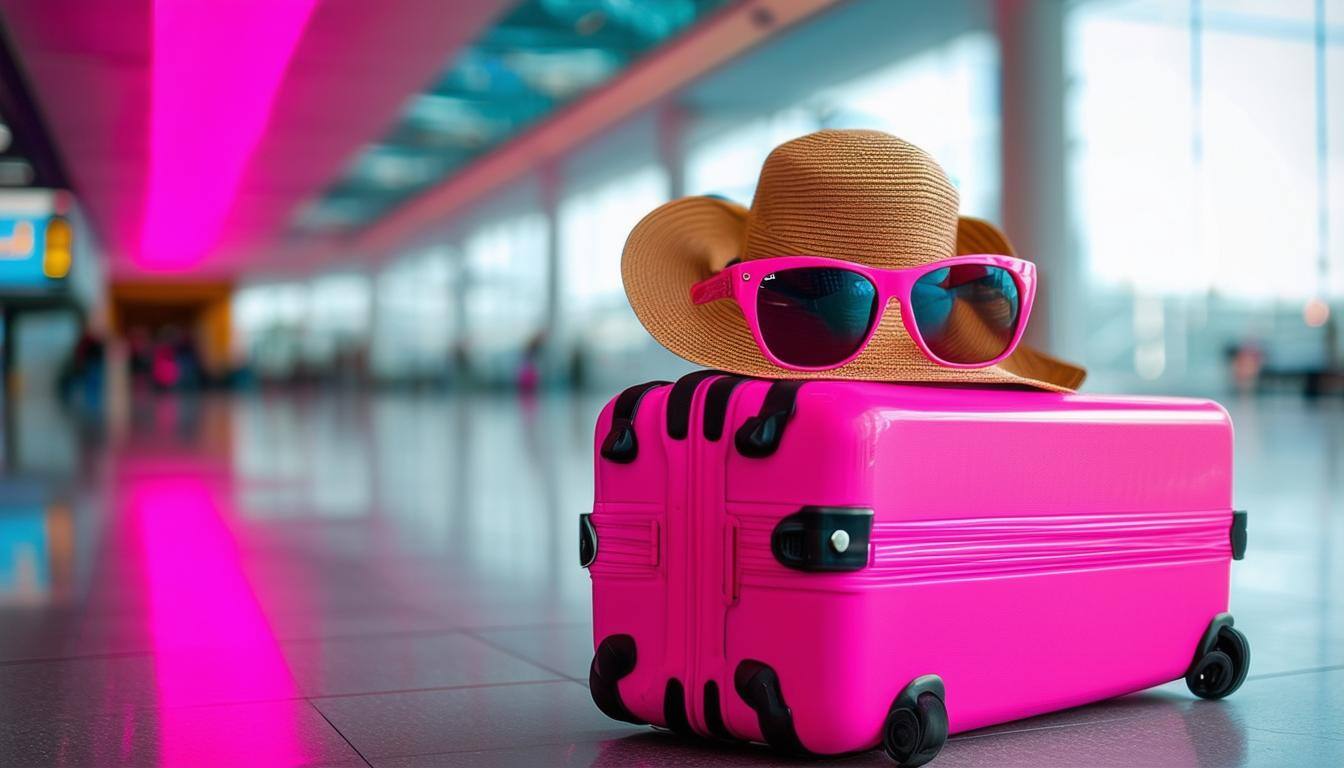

{"left": 622, "top": 196, "right": 1086, "bottom": 392}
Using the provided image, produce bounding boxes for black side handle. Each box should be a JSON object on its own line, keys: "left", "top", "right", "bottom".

{"left": 1231, "top": 510, "right": 1247, "bottom": 561}
{"left": 735, "top": 380, "right": 804, "bottom": 458}
{"left": 771, "top": 506, "right": 874, "bottom": 572}
{"left": 600, "top": 380, "right": 669, "bottom": 463}
{"left": 579, "top": 513, "right": 597, "bottom": 568}
{"left": 702, "top": 375, "right": 748, "bottom": 441}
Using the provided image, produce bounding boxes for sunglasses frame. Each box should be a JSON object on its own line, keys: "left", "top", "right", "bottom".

{"left": 690, "top": 254, "right": 1037, "bottom": 371}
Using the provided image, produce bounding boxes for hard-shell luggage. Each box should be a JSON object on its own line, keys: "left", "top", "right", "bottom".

{"left": 583, "top": 372, "right": 1249, "bottom": 765}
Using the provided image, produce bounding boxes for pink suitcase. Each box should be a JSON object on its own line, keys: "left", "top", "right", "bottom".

{"left": 583, "top": 372, "right": 1249, "bottom": 765}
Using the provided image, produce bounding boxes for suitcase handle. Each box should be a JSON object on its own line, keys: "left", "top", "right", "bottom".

{"left": 735, "top": 380, "right": 804, "bottom": 458}
{"left": 665, "top": 370, "right": 725, "bottom": 439}
{"left": 1231, "top": 510, "right": 1247, "bottom": 560}
{"left": 600, "top": 380, "right": 669, "bottom": 463}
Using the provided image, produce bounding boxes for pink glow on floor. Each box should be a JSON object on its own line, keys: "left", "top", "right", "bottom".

{"left": 138, "top": 0, "right": 316, "bottom": 270}
{"left": 131, "top": 475, "right": 304, "bottom": 766}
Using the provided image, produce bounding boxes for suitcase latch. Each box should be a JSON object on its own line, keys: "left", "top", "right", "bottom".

{"left": 771, "top": 506, "right": 873, "bottom": 572}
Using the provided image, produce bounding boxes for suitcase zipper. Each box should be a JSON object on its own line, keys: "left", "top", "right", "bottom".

{"left": 677, "top": 371, "right": 749, "bottom": 738}
{"left": 691, "top": 375, "right": 749, "bottom": 739}
{"left": 661, "top": 370, "right": 722, "bottom": 738}
{"left": 660, "top": 371, "right": 752, "bottom": 739}
{"left": 684, "top": 373, "right": 715, "bottom": 736}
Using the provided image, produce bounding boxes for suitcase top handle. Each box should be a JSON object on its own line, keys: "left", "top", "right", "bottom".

{"left": 702, "top": 375, "right": 748, "bottom": 441}
{"left": 666, "top": 370, "right": 726, "bottom": 439}
{"left": 603, "top": 374, "right": 802, "bottom": 462}
{"left": 600, "top": 380, "right": 669, "bottom": 463}
{"left": 736, "top": 380, "right": 804, "bottom": 458}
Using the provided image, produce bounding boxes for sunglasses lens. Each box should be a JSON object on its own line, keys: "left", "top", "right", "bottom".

{"left": 756, "top": 267, "right": 878, "bottom": 367}
{"left": 910, "top": 264, "right": 1021, "bottom": 365}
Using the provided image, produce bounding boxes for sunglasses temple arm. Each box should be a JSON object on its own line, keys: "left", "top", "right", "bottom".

{"left": 690, "top": 270, "right": 734, "bottom": 305}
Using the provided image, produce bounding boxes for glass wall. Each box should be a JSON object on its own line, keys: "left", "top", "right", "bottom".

{"left": 231, "top": 282, "right": 308, "bottom": 379}
{"left": 684, "top": 31, "right": 1001, "bottom": 217}
{"left": 462, "top": 211, "right": 549, "bottom": 382}
{"left": 232, "top": 273, "right": 371, "bottom": 381}
{"left": 685, "top": 110, "right": 820, "bottom": 202}
{"left": 303, "top": 273, "right": 372, "bottom": 375}
{"left": 812, "top": 32, "right": 1001, "bottom": 219}
{"left": 370, "top": 246, "right": 457, "bottom": 383}
{"left": 231, "top": 26, "right": 1007, "bottom": 389}
{"left": 557, "top": 164, "right": 670, "bottom": 382}
{"left": 1067, "top": 0, "right": 1343, "bottom": 389}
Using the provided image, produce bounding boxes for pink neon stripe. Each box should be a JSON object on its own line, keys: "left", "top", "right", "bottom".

{"left": 138, "top": 0, "right": 316, "bottom": 270}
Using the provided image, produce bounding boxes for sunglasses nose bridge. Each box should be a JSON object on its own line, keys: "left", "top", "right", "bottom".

{"left": 865, "top": 293, "right": 912, "bottom": 348}
{"left": 878, "top": 292, "right": 903, "bottom": 322}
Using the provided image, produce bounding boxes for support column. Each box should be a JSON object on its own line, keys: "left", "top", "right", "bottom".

{"left": 451, "top": 246, "right": 472, "bottom": 386}
{"left": 996, "top": 0, "right": 1074, "bottom": 358}
{"left": 539, "top": 161, "right": 563, "bottom": 356}
{"left": 657, "top": 102, "right": 692, "bottom": 200}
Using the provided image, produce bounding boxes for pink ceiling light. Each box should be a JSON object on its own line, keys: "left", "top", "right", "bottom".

{"left": 138, "top": 0, "right": 316, "bottom": 270}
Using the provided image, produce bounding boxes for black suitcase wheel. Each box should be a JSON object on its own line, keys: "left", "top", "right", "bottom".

{"left": 1186, "top": 624, "right": 1250, "bottom": 699}
{"left": 883, "top": 690, "right": 948, "bottom": 767}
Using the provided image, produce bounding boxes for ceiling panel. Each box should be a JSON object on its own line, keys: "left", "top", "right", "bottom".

{"left": 0, "top": 0, "right": 506, "bottom": 276}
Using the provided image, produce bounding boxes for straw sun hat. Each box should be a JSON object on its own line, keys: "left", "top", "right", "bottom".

{"left": 621, "top": 129, "right": 1086, "bottom": 392}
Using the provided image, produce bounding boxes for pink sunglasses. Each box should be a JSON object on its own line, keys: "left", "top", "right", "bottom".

{"left": 691, "top": 254, "right": 1036, "bottom": 371}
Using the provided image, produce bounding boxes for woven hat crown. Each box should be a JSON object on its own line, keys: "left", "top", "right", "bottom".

{"left": 742, "top": 129, "right": 960, "bottom": 269}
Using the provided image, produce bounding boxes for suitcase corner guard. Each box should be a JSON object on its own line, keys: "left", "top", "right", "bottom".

{"left": 734, "top": 660, "right": 807, "bottom": 754}
{"left": 590, "top": 635, "right": 646, "bottom": 725}
{"left": 662, "top": 679, "right": 696, "bottom": 737}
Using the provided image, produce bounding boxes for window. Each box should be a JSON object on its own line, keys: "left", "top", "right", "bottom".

{"left": 685, "top": 110, "right": 819, "bottom": 203}
{"left": 1069, "top": 0, "right": 1341, "bottom": 301}
{"left": 304, "top": 273, "right": 371, "bottom": 367}
{"left": 372, "top": 247, "right": 457, "bottom": 379}
{"left": 813, "top": 32, "right": 1001, "bottom": 219}
{"left": 683, "top": 33, "right": 1000, "bottom": 217}
{"left": 1066, "top": 0, "right": 1343, "bottom": 384}
{"left": 463, "top": 212, "right": 548, "bottom": 356}
{"left": 558, "top": 165, "right": 669, "bottom": 347}
{"left": 231, "top": 282, "right": 308, "bottom": 377}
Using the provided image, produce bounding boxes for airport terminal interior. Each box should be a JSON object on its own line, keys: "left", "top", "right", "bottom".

{"left": 0, "top": 1, "right": 1342, "bottom": 766}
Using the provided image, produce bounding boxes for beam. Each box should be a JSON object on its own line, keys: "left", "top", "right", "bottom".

{"left": 352, "top": 0, "right": 842, "bottom": 259}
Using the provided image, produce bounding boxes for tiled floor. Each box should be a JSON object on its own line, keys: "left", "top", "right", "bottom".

{"left": 0, "top": 390, "right": 1340, "bottom": 767}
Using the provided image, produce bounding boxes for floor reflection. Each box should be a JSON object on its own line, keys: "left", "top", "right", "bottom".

{"left": 129, "top": 472, "right": 303, "bottom": 766}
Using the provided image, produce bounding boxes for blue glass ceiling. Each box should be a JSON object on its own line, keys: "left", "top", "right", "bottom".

{"left": 295, "top": 0, "right": 730, "bottom": 234}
